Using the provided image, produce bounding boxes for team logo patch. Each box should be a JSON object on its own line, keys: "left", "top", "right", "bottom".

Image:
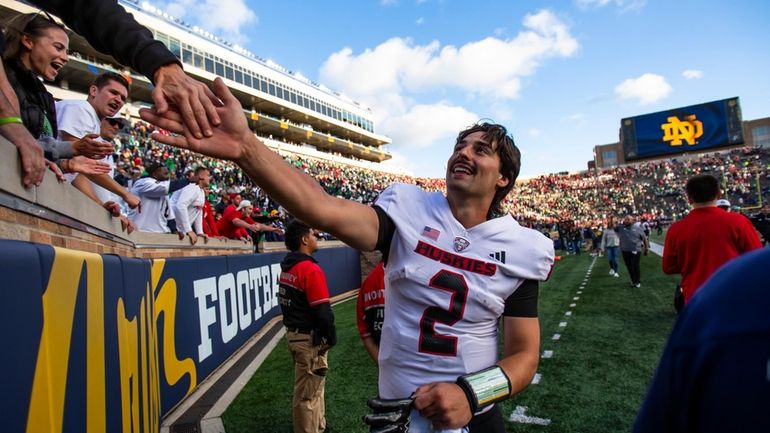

{"left": 453, "top": 236, "right": 470, "bottom": 252}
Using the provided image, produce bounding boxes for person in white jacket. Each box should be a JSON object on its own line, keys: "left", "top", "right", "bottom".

{"left": 128, "top": 163, "right": 172, "bottom": 233}
{"left": 172, "top": 166, "right": 210, "bottom": 244}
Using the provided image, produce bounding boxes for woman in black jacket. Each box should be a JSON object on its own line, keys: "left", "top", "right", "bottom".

{"left": 3, "top": 12, "right": 65, "bottom": 140}
{"left": 3, "top": 12, "right": 110, "bottom": 174}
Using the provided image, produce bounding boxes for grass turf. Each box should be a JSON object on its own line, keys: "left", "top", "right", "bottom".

{"left": 223, "top": 252, "right": 679, "bottom": 433}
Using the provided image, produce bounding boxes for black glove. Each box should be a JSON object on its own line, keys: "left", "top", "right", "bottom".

{"left": 363, "top": 397, "right": 414, "bottom": 433}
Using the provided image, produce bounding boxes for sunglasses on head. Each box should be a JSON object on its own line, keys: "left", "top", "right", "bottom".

{"left": 27, "top": 10, "right": 59, "bottom": 29}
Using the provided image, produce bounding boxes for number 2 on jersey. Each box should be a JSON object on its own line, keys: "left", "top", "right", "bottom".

{"left": 418, "top": 270, "right": 469, "bottom": 356}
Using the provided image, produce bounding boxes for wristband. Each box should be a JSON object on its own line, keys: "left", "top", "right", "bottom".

{"left": 456, "top": 366, "right": 512, "bottom": 413}
{"left": 0, "top": 116, "right": 23, "bottom": 126}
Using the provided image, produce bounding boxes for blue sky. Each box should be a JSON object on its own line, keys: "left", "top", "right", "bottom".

{"left": 154, "top": 0, "right": 770, "bottom": 178}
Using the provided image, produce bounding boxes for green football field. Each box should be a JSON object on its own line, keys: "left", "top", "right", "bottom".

{"left": 223, "top": 252, "right": 679, "bottom": 433}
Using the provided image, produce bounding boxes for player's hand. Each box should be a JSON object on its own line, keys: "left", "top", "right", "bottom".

{"left": 413, "top": 382, "right": 473, "bottom": 430}
{"left": 71, "top": 134, "right": 113, "bottom": 158}
{"left": 152, "top": 64, "right": 222, "bottom": 139}
{"left": 140, "top": 77, "right": 251, "bottom": 162}
{"left": 363, "top": 397, "right": 414, "bottom": 433}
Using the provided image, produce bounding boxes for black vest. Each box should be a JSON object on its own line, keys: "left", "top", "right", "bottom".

{"left": 4, "top": 59, "right": 58, "bottom": 139}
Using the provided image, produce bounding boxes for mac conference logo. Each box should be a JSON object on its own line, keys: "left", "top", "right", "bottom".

{"left": 661, "top": 115, "right": 703, "bottom": 146}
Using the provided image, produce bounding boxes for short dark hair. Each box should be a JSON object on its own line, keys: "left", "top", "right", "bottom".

{"left": 146, "top": 162, "right": 165, "bottom": 177}
{"left": 455, "top": 122, "right": 521, "bottom": 219}
{"left": 3, "top": 12, "right": 66, "bottom": 62}
{"left": 284, "top": 220, "right": 311, "bottom": 252}
{"left": 685, "top": 174, "right": 720, "bottom": 204}
{"left": 194, "top": 166, "right": 209, "bottom": 176}
{"left": 93, "top": 71, "right": 129, "bottom": 92}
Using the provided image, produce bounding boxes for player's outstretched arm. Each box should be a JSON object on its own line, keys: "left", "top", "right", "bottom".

{"left": 140, "top": 77, "right": 379, "bottom": 251}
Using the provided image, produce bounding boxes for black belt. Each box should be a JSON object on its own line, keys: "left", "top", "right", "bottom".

{"left": 286, "top": 327, "right": 312, "bottom": 335}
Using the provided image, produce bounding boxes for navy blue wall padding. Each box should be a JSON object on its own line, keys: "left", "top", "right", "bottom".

{"left": 0, "top": 238, "right": 359, "bottom": 432}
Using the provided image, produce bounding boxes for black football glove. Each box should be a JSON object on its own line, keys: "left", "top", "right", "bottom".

{"left": 362, "top": 397, "right": 414, "bottom": 433}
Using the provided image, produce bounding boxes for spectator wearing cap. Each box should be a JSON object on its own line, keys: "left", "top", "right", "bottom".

{"left": 217, "top": 198, "right": 282, "bottom": 241}
{"left": 98, "top": 114, "right": 135, "bottom": 233}
{"left": 663, "top": 174, "right": 762, "bottom": 305}
{"left": 716, "top": 198, "right": 731, "bottom": 211}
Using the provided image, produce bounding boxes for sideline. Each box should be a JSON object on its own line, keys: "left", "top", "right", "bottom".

{"left": 511, "top": 255, "right": 596, "bottom": 426}
{"left": 161, "top": 290, "right": 358, "bottom": 433}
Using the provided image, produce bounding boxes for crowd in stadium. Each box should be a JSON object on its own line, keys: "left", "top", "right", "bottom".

{"left": 96, "top": 116, "right": 770, "bottom": 249}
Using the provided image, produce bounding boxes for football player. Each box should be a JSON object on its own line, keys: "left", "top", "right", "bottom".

{"left": 141, "top": 78, "right": 555, "bottom": 433}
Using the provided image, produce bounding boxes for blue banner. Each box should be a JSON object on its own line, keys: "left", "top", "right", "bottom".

{"left": 622, "top": 98, "right": 743, "bottom": 161}
{"left": 0, "top": 240, "right": 360, "bottom": 433}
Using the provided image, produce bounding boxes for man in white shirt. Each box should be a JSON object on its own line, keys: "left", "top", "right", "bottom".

{"left": 98, "top": 114, "right": 135, "bottom": 233}
{"left": 56, "top": 72, "right": 140, "bottom": 213}
{"left": 128, "top": 163, "right": 172, "bottom": 233}
{"left": 172, "top": 166, "right": 210, "bottom": 245}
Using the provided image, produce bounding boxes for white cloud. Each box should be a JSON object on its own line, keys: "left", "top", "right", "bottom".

{"left": 575, "top": 0, "right": 646, "bottom": 12}
{"left": 682, "top": 69, "right": 703, "bottom": 79}
{"left": 318, "top": 10, "right": 577, "bottom": 152}
{"left": 614, "top": 73, "right": 672, "bottom": 105}
{"left": 381, "top": 103, "right": 478, "bottom": 148}
{"left": 156, "top": 0, "right": 257, "bottom": 44}
{"left": 416, "top": 17, "right": 425, "bottom": 25}
{"left": 320, "top": 10, "right": 577, "bottom": 111}
{"left": 494, "top": 27, "right": 506, "bottom": 37}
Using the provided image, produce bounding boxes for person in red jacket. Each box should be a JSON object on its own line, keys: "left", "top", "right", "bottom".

{"left": 278, "top": 220, "right": 336, "bottom": 433}
{"left": 356, "top": 261, "right": 385, "bottom": 364}
{"left": 201, "top": 187, "right": 219, "bottom": 238}
{"left": 217, "top": 199, "right": 281, "bottom": 240}
{"left": 663, "top": 174, "right": 762, "bottom": 304}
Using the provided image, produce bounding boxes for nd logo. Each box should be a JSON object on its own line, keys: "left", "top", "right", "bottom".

{"left": 661, "top": 115, "right": 703, "bottom": 146}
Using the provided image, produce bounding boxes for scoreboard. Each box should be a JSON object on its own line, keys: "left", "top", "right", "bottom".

{"left": 621, "top": 98, "right": 744, "bottom": 161}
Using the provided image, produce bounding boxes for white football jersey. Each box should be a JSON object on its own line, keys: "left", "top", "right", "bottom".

{"left": 375, "top": 183, "right": 554, "bottom": 404}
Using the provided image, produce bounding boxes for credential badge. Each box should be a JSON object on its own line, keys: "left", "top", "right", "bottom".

{"left": 453, "top": 236, "right": 470, "bottom": 252}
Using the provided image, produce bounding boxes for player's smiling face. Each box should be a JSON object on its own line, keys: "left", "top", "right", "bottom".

{"left": 446, "top": 131, "right": 508, "bottom": 197}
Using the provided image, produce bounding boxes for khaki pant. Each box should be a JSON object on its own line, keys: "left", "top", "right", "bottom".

{"left": 287, "top": 331, "right": 330, "bottom": 433}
